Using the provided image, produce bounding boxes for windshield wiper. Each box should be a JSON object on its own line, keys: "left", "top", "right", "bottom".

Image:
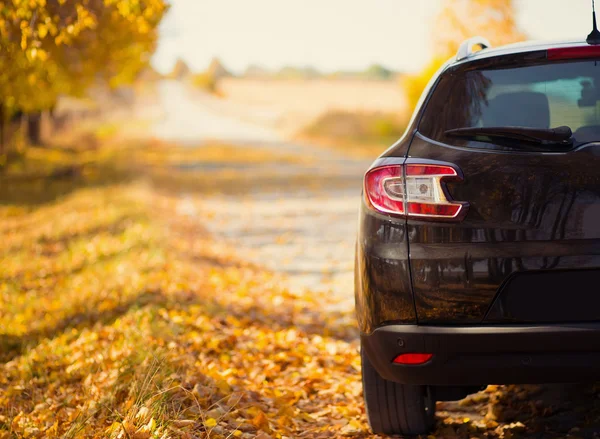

{"left": 445, "top": 125, "right": 573, "bottom": 149}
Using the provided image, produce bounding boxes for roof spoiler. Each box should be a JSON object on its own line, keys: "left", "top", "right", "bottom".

{"left": 456, "top": 37, "right": 491, "bottom": 61}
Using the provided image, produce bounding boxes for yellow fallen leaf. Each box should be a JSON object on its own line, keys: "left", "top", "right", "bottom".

{"left": 146, "top": 418, "right": 156, "bottom": 431}
{"left": 250, "top": 411, "right": 272, "bottom": 433}
{"left": 136, "top": 406, "right": 150, "bottom": 422}
{"left": 122, "top": 420, "right": 136, "bottom": 435}
{"left": 132, "top": 426, "right": 151, "bottom": 439}
{"left": 45, "top": 420, "right": 59, "bottom": 438}
{"left": 216, "top": 379, "right": 231, "bottom": 394}
{"left": 172, "top": 419, "right": 195, "bottom": 428}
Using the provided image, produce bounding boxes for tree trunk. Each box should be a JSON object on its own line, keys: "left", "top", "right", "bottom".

{"left": 26, "top": 111, "right": 42, "bottom": 145}
{"left": 46, "top": 103, "right": 57, "bottom": 136}
{"left": 0, "top": 103, "right": 5, "bottom": 157}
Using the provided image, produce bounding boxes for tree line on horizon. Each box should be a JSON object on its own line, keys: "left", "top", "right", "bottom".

{"left": 168, "top": 58, "right": 401, "bottom": 82}
{"left": 181, "top": 0, "right": 524, "bottom": 103}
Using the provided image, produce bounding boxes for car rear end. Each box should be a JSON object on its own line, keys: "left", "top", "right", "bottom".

{"left": 356, "top": 40, "right": 600, "bottom": 435}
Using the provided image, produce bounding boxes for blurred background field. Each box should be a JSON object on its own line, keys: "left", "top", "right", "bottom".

{"left": 216, "top": 77, "right": 407, "bottom": 137}
{"left": 1, "top": 1, "right": 590, "bottom": 159}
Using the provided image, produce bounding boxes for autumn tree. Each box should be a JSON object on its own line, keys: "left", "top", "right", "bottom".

{"left": 168, "top": 58, "right": 191, "bottom": 80}
{"left": 403, "top": 0, "right": 526, "bottom": 111}
{"left": 207, "top": 57, "right": 232, "bottom": 80}
{"left": 0, "top": 0, "right": 168, "bottom": 150}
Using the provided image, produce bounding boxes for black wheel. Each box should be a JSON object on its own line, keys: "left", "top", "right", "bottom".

{"left": 361, "top": 347, "right": 436, "bottom": 436}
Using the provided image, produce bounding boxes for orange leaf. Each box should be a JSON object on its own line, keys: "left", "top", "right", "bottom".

{"left": 250, "top": 410, "right": 272, "bottom": 433}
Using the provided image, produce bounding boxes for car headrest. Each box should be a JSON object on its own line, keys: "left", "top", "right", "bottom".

{"left": 482, "top": 91, "right": 550, "bottom": 128}
{"left": 573, "top": 125, "right": 600, "bottom": 143}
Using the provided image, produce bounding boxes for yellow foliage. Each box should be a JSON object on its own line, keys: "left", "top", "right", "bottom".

{"left": 402, "top": 0, "right": 526, "bottom": 113}
{"left": 434, "top": 0, "right": 526, "bottom": 59}
{"left": 0, "top": 0, "right": 169, "bottom": 115}
{"left": 192, "top": 72, "right": 218, "bottom": 94}
{"left": 401, "top": 57, "right": 448, "bottom": 115}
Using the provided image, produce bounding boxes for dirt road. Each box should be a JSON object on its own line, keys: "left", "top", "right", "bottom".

{"left": 151, "top": 81, "right": 372, "bottom": 308}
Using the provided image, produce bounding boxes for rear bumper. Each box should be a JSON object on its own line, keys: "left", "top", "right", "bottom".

{"left": 361, "top": 323, "right": 600, "bottom": 386}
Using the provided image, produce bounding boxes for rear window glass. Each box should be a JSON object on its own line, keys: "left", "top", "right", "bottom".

{"left": 419, "top": 60, "right": 600, "bottom": 149}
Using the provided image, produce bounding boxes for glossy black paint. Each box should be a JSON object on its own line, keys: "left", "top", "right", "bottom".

{"left": 355, "top": 157, "right": 416, "bottom": 334}
{"left": 485, "top": 269, "right": 600, "bottom": 322}
{"left": 406, "top": 134, "right": 600, "bottom": 323}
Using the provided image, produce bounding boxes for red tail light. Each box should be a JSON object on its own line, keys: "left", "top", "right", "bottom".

{"left": 547, "top": 45, "right": 600, "bottom": 60}
{"left": 364, "top": 163, "right": 467, "bottom": 220}
{"left": 393, "top": 353, "right": 433, "bottom": 365}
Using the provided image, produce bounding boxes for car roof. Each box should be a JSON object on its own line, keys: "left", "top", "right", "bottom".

{"left": 453, "top": 38, "right": 588, "bottom": 65}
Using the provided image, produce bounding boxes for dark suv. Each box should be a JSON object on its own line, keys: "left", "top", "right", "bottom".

{"left": 356, "top": 37, "right": 600, "bottom": 436}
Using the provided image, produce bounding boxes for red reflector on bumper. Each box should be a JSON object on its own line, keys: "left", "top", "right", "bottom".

{"left": 393, "top": 353, "right": 433, "bottom": 365}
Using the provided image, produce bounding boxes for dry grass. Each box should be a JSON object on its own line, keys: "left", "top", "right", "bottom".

{"left": 129, "top": 142, "right": 314, "bottom": 167}
{"left": 298, "top": 110, "right": 408, "bottom": 157}
{"left": 192, "top": 73, "right": 218, "bottom": 95}
{"left": 217, "top": 78, "right": 408, "bottom": 136}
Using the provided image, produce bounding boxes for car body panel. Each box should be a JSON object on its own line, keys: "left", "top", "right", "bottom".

{"left": 405, "top": 134, "right": 600, "bottom": 323}
{"left": 355, "top": 157, "right": 415, "bottom": 334}
{"left": 361, "top": 322, "right": 600, "bottom": 385}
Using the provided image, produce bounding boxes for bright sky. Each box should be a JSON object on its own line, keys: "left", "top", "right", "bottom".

{"left": 152, "top": 0, "right": 594, "bottom": 75}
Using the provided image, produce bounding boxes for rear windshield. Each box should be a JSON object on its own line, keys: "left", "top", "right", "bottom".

{"left": 419, "top": 60, "right": 600, "bottom": 149}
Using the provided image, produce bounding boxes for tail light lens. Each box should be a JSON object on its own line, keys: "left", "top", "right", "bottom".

{"left": 364, "top": 163, "right": 467, "bottom": 220}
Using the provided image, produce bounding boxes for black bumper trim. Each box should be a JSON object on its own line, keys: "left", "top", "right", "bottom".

{"left": 361, "top": 323, "right": 600, "bottom": 386}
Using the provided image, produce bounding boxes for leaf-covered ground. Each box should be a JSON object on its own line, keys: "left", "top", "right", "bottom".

{"left": 0, "top": 181, "right": 366, "bottom": 439}
{"left": 2, "top": 144, "right": 600, "bottom": 438}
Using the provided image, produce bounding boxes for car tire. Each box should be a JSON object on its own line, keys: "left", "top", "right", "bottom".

{"left": 361, "top": 347, "right": 436, "bottom": 436}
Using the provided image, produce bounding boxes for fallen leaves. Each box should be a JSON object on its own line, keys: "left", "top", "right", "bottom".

{"left": 0, "top": 184, "right": 366, "bottom": 438}
{"left": 2, "top": 149, "right": 600, "bottom": 438}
